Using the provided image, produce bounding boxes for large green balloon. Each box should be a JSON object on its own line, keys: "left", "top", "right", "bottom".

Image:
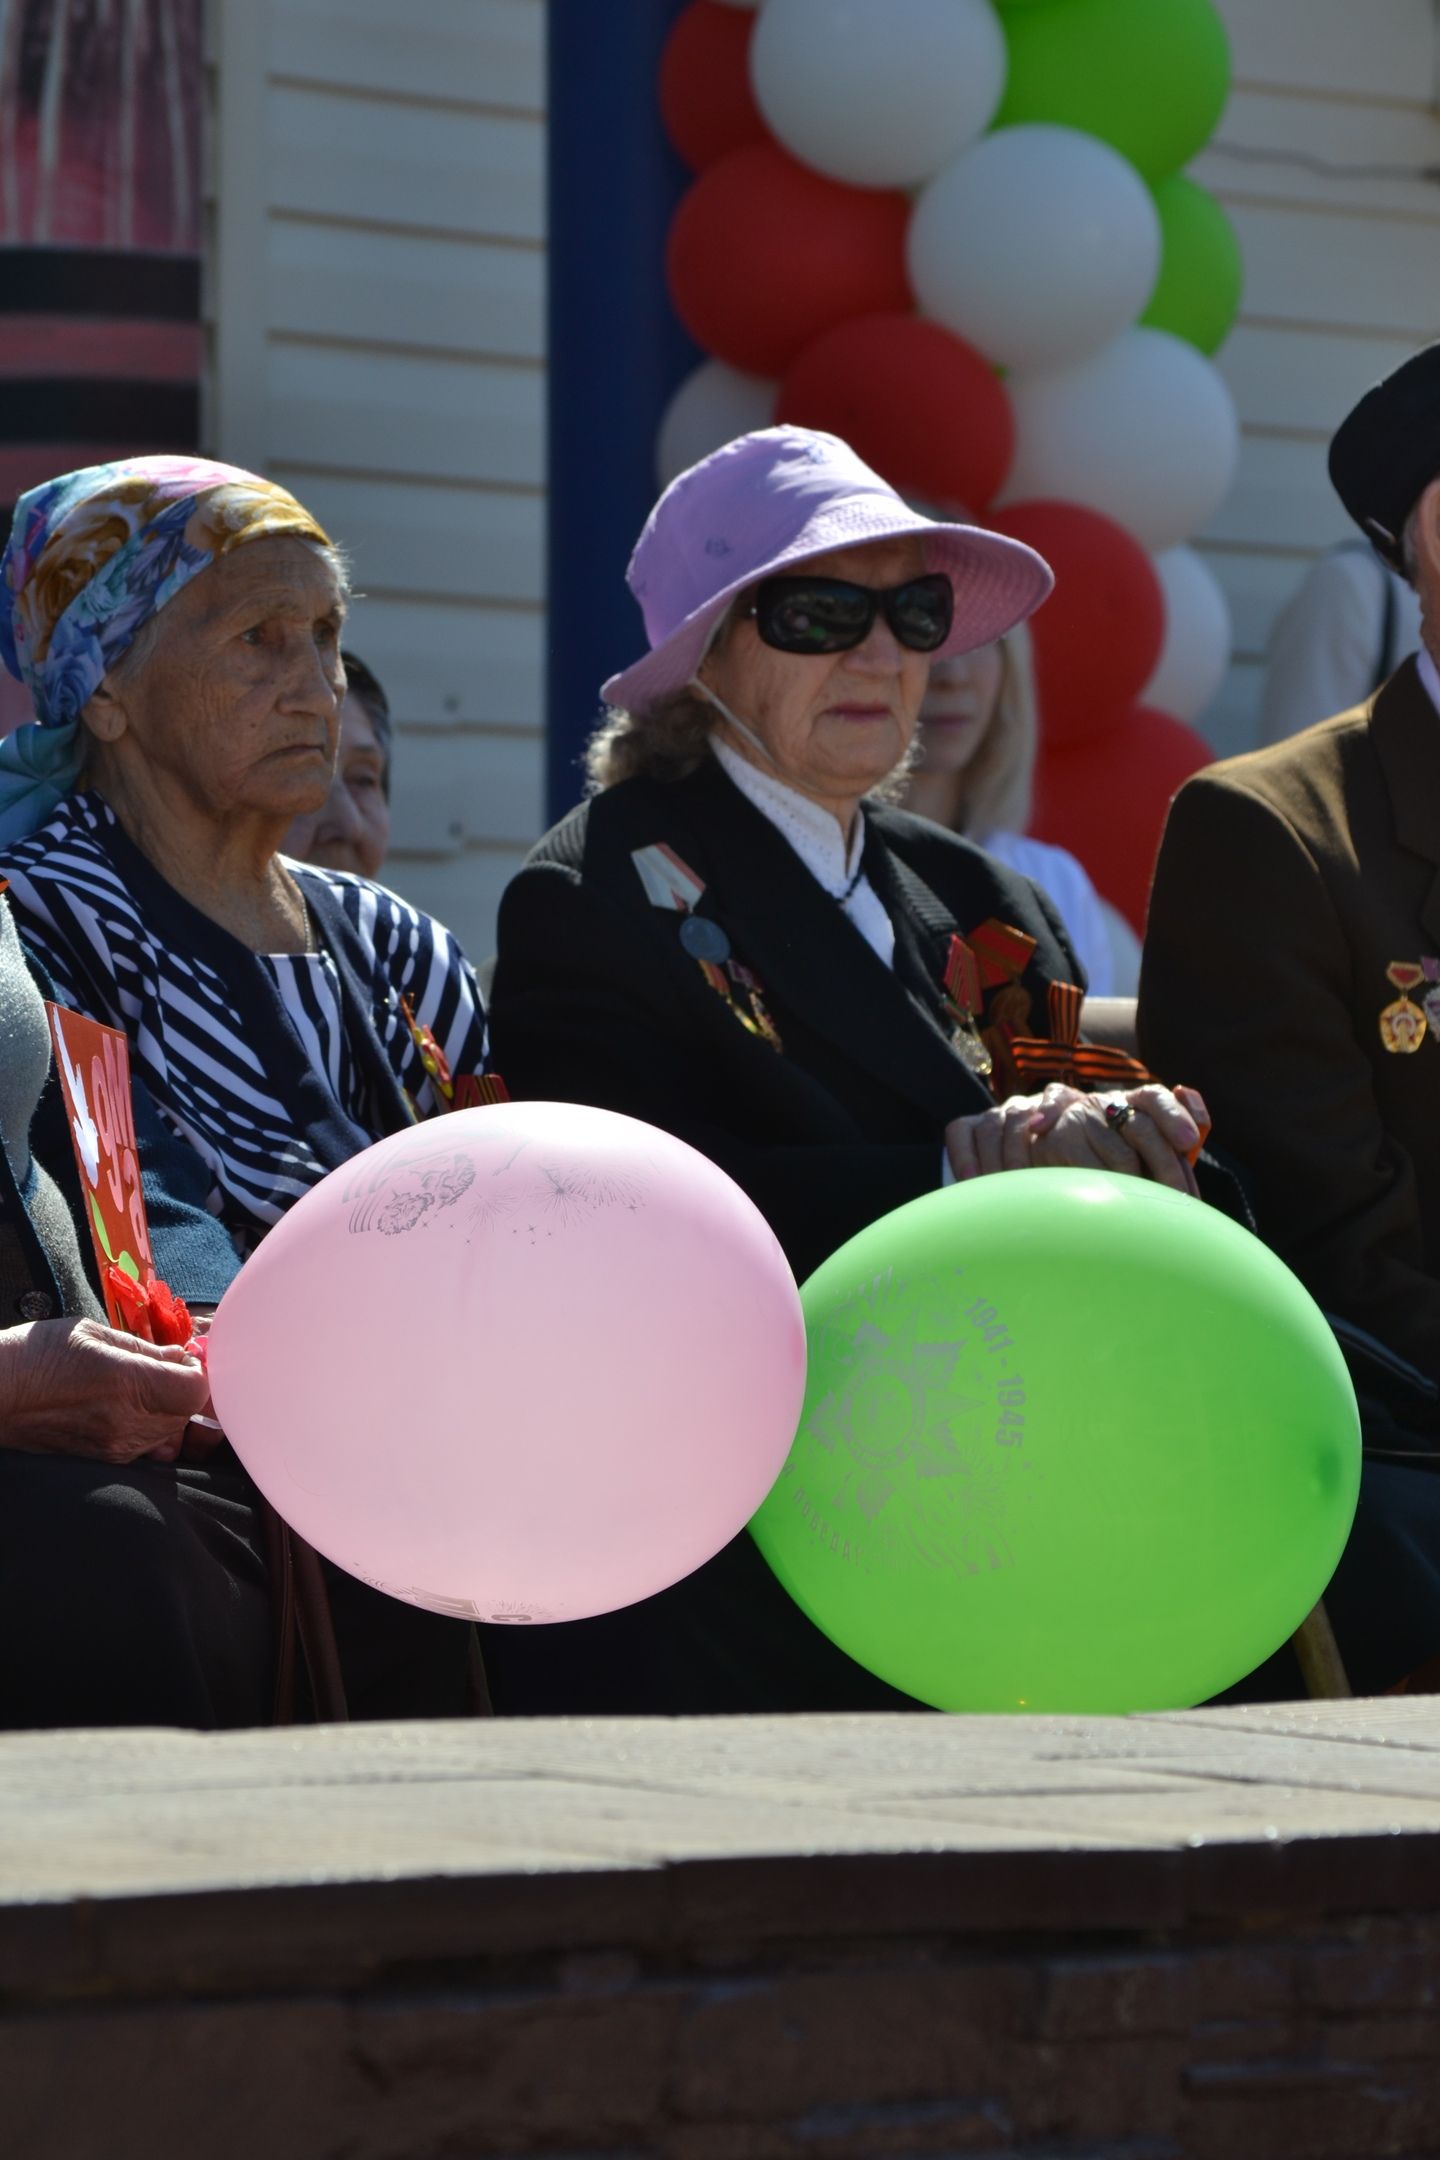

{"left": 996, "top": 0, "right": 1231, "bottom": 183}
{"left": 750, "top": 1172, "right": 1360, "bottom": 1713}
{"left": 1141, "top": 174, "right": 1243, "bottom": 355}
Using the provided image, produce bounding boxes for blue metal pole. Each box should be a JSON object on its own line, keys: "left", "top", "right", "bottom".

{"left": 545, "top": 0, "right": 700, "bottom": 823}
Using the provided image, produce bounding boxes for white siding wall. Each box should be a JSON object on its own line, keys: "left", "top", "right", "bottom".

{"left": 208, "top": 0, "right": 545, "bottom": 962}
{"left": 1200, "top": 0, "right": 1440, "bottom": 753}
{"left": 209, "top": 0, "right": 1440, "bottom": 941}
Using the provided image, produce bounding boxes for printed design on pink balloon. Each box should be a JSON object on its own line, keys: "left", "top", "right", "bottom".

{"left": 343, "top": 1144, "right": 476, "bottom": 1234}
{"left": 529, "top": 1162, "right": 648, "bottom": 1228}
{"left": 799, "top": 1266, "right": 1022, "bottom": 1579}
{"left": 467, "top": 1149, "right": 651, "bottom": 1246}
{"left": 341, "top": 1127, "right": 655, "bottom": 1247}
{"left": 347, "top": 1571, "right": 557, "bottom": 1625}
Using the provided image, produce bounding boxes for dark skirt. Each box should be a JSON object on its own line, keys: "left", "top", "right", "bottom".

{"left": 0, "top": 1447, "right": 473, "bottom": 1730}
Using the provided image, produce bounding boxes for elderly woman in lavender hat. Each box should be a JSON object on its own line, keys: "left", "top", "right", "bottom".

{"left": 485, "top": 426, "right": 1211, "bottom": 1720}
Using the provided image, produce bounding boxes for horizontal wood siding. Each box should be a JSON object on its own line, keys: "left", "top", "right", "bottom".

{"left": 1200, "top": 0, "right": 1440, "bottom": 753}
{"left": 210, "top": 0, "right": 544, "bottom": 963}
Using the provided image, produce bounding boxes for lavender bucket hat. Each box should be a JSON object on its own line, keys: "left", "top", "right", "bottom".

{"left": 601, "top": 426, "right": 1054, "bottom": 716}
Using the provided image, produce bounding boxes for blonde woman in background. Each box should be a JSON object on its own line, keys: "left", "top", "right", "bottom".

{"left": 902, "top": 623, "right": 1140, "bottom": 996}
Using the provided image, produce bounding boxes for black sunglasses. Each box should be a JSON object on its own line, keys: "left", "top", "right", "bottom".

{"left": 744, "top": 572, "right": 954, "bottom": 656}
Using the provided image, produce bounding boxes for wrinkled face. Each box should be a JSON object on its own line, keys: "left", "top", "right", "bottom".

{"left": 86, "top": 534, "right": 346, "bottom": 822}
{"left": 697, "top": 536, "right": 934, "bottom": 806}
{"left": 916, "top": 640, "right": 1005, "bottom": 778}
{"left": 284, "top": 694, "right": 391, "bottom": 878}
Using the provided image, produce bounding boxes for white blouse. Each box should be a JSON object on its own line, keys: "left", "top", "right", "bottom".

{"left": 710, "top": 734, "right": 897, "bottom": 966}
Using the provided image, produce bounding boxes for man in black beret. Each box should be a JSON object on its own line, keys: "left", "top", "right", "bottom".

{"left": 1140, "top": 344, "right": 1440, "bottom": 1697}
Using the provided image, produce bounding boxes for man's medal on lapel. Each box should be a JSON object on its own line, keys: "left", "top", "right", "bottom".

{"left": 1380, "top": 960, "right": 1428, "bottom": 1054}
{"left": 632, "top": 843, "right": 783, "bottom": 1052}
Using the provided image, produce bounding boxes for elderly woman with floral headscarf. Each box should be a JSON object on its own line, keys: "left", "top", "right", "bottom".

{"left": 0, "top": 455, "right": 491, "bottom": 1724}
{"left": 0, "top": 458, "right": 488, "bottom": 1248}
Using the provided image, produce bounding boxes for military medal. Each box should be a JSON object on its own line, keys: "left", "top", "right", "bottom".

{"left": 679, "top": 915, "right": 730, "bottom": 963}
{"left": 1008, "top": 979, "right": 1152, "bottom": 1093}
{"left": 1380, "top": 962, "right": 1427, "bottom": 1054}
{"left": 968, "top": 918, "right": 1037, "bottom": 989}
{"left": 631, "top": 842, "right": 707, "bottom": 913}
{"left": 669, "top": 898, "right": 783, "bottom": 1051}
{"left": 941, "top": 933, "right": 994, "bottom": 1081}
{"left": 399, "top": 995, "right": 505, "bottom": 1114}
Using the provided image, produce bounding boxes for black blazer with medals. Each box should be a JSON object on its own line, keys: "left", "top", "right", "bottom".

{"left": 490, "top": 754, "right": 1081, "bottom": 1283}
{"left": 480, "top": 756, "right": 1082, "bottom": 1718}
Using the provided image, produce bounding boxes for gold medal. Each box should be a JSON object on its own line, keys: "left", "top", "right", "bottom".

{"left": 1382, "top": 962, "right": 1429, "bottom": 1053}
{"left": 949, "top": 1014, "right": 994, "bottom": 1081}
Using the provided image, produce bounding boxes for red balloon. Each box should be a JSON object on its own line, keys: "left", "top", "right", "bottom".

{"left": 991, "top": 502, "right": 1165, "bottom": 749}
{"left": 777, "top": 315, "right": 1014, "bottom": 511}
{"left": 659, "top": 2, "right": 766, "bottom": 173}
{"left": 1031, "top": 705, "right": 1213, "bottom": 933}
{"left": 666, "top": 142, "right": 913, "bottom": 377}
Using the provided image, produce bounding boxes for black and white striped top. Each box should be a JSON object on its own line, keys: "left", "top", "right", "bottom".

{"left": 0, "top": 792, "right": 489, "bottom": 1241}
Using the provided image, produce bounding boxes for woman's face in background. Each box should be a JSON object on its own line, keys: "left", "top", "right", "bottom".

{"left": 916, "top": 640, "right": 1005, "bottom": 777}
{"left": 284, "top": 693, "right": 391, "bottom": 878}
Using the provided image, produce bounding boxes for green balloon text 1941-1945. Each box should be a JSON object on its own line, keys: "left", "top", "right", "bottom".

{"left": 749, "top": 1169, "right": 1361, "bottom": 1714}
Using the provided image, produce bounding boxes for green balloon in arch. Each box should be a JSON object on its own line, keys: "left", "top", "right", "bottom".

{"left": 996, "top": 0, "right": 1232, "bottom": 184}
{"left": 1141, "top": 173, "right": 1244, "bottom": 355}
{"left": 749, "top": 1171, "right": 1361, "bottom": 1714}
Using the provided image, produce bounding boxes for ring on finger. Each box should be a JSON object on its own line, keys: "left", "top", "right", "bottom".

{"left": 1102, "top": 1098, "right": 1136, "bottom": 1132}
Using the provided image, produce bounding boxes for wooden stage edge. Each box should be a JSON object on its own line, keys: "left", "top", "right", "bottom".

{"left": 6, "top": 1700, "right": 1440, "bottom": 2158}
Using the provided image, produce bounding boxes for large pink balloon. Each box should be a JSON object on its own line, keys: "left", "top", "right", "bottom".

{"left": 206, "top": 1102, "right": 805, "bottom": 1625}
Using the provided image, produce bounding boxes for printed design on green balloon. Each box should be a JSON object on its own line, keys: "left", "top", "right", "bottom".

{"left": 786, "top": 1265, "right": 1032, "bottom": 1582}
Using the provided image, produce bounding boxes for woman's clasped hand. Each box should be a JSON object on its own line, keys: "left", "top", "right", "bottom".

{"left": 0, "top": 1316, "right": 211, "bottom": 1465}
{"left": 944, "top": 1081, "right": 1211, "bottom": 1193}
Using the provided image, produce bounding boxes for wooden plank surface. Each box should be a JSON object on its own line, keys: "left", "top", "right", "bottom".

{"left": 266, "top": 221, "right": 544, "bottom": 363}
{"left": 270, "top": 0, "right": 544, "bottom": 116}
{"left": 275, "top": 470, "right": 543, "bottom": 604}
{"left": 340, "top": 595, "right": 542, "bottom": 731}
{"left": 4, "top": 1704, "right": 1440, "bottom": 1915}
{"left": 264, "top": 339, "right": 543, "bottom": 486}
{"left": 268, "top": 85, "right": 543, "bottom": 243}
{"left": 387, "top": 727, "right": 543, "bottom": 854}
{"left": 1216, "top": 0, "right": 1437, "bottom": 105}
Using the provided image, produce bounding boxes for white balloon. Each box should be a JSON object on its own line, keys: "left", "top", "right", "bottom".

{"left": 657, "top": 359, "right": 778, "bottom": 488}
{"left": 751, "top": 0, "right": 1007, "bottom": 189}
{"left": 999, "top": 329, "right": 1241, "bottom": 554}
{"left": 908, "top": 125, "right": 1161, "bottom": 372}
{"left": 1143, "top": 546, "right": 1233, "bottom": 724}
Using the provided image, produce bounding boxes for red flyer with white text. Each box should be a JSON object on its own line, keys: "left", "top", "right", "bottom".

{"left": 45, "top": 1002, "right": 155, "bottom": 1329}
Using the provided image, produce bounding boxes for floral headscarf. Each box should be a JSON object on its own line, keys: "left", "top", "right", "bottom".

{"left": 0, "top": 455, "right": 332, "bottom": 841}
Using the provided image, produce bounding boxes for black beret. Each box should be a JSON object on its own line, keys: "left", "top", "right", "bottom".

{"left": 1329, "top": 342, "right": 1440, "bottom": 570}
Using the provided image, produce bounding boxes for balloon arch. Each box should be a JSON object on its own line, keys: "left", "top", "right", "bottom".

{"left": 657, "top": 0, "right": 1244, "bottom": 932}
